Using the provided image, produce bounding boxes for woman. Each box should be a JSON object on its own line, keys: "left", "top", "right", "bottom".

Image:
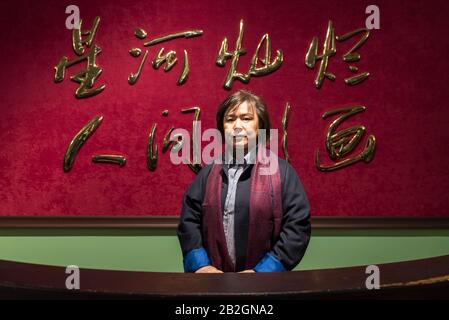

{"left": 177, "top": 90, "right": 311, "bottom": 273}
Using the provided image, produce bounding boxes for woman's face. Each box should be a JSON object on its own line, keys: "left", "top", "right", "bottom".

{"left": 223, "top": 101, "right": 259, "bottom": 150}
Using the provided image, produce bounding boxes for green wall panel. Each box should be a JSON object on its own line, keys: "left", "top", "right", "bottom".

{"left": 1, "top": 229, "right": 449, "bottom": 272}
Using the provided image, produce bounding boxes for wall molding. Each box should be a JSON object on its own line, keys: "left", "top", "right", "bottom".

{"left": 1, "top": 216, "right": 449, "bottom": 229}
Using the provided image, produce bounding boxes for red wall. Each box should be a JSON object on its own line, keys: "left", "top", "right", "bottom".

{"left": 1, "top": 0, "right": 448, "bottom": 217}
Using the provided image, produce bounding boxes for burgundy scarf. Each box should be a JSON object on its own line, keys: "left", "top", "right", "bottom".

{"left": 201, "top": 149, "right": 283, "bottom": 272}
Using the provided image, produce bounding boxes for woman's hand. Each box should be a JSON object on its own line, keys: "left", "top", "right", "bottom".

{"left": 195, "top": 266, "right": 224, "bottom": 273}
{"left": 238, "top": 269, "right": 255, "bottom": 273}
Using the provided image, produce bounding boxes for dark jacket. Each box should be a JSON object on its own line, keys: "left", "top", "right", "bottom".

{"left": 177, "top": 156, "right": 311, "bottom": 272}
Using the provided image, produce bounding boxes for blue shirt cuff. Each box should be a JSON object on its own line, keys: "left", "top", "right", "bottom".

{"left": 183, "top": 247, "right": 211, "bottom": 272}
{"left": 254, "top": 253, "right": 286, "bottom": 272}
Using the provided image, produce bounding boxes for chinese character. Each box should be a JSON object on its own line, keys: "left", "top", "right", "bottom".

{"left": 63, "top": 115, "right": 126, "bottom": 171}
{"left": 281, "top": 102, "right": 291, "bottom": 163}
{"left": 128, "top": 28, "right": 203, "bottom": 85}
{"left": 305, "top": 20, "right": 336, "bottom": 89}
{"left": 54, "top": 16, "right": 106, "bottom": 98}
{"left": 216, "top": 19, "right": 283, "bottom": 89}
{"left": 305, "top": 20, "right": 370, "bottom": 88}
{"left": 336, "top": 27, "right": 370, "bottom": 86}
{"left": 147, "top": 107, "right": 202, "bottom": 173}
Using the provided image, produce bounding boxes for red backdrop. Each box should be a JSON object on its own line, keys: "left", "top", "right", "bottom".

{"left": 1, "top": 0, "right": 448, "bottom": 217}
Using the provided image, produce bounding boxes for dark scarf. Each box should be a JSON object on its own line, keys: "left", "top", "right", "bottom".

{"left": 201, "top": 149, "right": 283, "bottom": 272}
